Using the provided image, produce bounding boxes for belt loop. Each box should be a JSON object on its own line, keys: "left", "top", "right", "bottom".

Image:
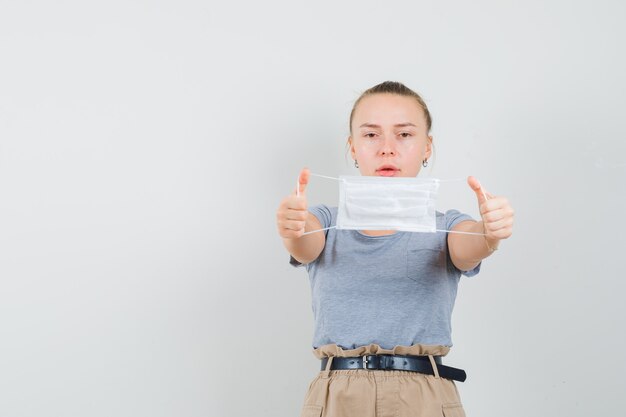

{"left": 321, "top": 356, "right": 334, "bottom": 379}
{"left": 428, "top": 354, "right": 440, "bottom": 379}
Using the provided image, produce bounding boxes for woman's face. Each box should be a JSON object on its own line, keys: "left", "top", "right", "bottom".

{"left": 349, "top": 93, "right": 432, "bottom": 177}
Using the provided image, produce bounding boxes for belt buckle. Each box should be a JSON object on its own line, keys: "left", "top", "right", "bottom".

{"left": 362, "top": 355, "right": 369, "bottom": 369}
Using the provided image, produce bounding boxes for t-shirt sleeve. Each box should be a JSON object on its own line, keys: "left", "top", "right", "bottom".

{"left": 445, "top": 209, "right": 482, "bottom": 277}
{"left": 288, "top": 204, "right": 332, "bottom": 268}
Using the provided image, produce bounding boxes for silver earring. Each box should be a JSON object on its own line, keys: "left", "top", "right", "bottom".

{"left": 354, "top": 160, "right": 359, "bottom": 168}
{"left": 422, "top": 159, "right": 428, "bottom": 168}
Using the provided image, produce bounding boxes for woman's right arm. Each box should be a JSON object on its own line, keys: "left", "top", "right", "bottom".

{"left": 276, "top": 168, "right": 326, "bottom": 265}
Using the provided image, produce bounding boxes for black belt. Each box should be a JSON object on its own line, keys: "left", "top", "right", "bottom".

{"left": 320, "top": 355, "right": 466, "bottom": 382}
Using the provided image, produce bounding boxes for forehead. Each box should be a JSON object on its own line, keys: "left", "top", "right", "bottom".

{"left": 352, "top": 93, "right": 426, "bottom": 127}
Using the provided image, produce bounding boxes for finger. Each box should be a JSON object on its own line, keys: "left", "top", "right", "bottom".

{"left": 482, "top": 208, "right": 507, "bottom": 223}
{"left": 490, "top": 226, "right": 513, "bottom": 240}
{"left": 483, "top": 217, "right": 513, "bottom": 232}
{"left": 480, "top": 197, "right": 511, "bottom": 215}
{"left": 481, "top": 206, "right": 513, "bottom": 222}
{"left": 285, "top": 208, "right": 308, "bottom": 221}
{"left": 296, "top": 167, "right": 310, "bottom": 197}
{"left": 279, "top": 196, "right": 304, "bottom": 213}
{"left": 279, "top": 227, "right": 303, "bottom": 239}
{"left": 281, "top": 219, "right": 306, "bottom": 232}
{"left": 467, "top": 176, "right": 489, "bottom": 205}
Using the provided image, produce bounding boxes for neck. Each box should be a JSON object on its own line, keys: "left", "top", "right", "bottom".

{"left": 360, "top": 230, "right": 397, "bottom": 236}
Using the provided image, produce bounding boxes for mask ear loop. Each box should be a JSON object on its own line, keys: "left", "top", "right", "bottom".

{"left": 437, "top": 183, "right": 490, "bottom": 236}
{"left": 439, "top": 178, "right": 490, "bottom": 236}
{"left": 481, "top": 188, "right": 489, "bottom": 202}
{"left": 436, "top": 229, "right": 487, "bottom": 236}
{"left": 302, "top": 226, "right": 337, "bottom": 236}
{"left": 298, "top": 173, "right": 339, "bottom": 235}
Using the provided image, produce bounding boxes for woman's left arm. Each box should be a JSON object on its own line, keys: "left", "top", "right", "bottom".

{"left": 447, "top": 176, "right": 515, "bottom": 272}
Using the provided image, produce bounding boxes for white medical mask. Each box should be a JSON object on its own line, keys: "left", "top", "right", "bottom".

{"left": 337, "top": 176, "right": 439, "bottom": 232}
{"left": 301, "top": 173, "right": 486, "bottom": 236}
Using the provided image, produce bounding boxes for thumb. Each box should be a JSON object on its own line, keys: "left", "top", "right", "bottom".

{"left": 296, "top": 167, "right": 310, "bottom": 197}
{"left": 467, "top": 175, "right": 488, "bottom": 205}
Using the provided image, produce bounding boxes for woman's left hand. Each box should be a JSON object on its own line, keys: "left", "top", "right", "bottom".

{"left": 467, "top": 176, "right": 514, "bottom": 247}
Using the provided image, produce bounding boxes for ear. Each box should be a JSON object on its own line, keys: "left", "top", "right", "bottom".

{"left": 348, "top": 136, "right": 356, "bottom": 159}
{"left": 425, "top": 135, "right": 433, "bottom": 159}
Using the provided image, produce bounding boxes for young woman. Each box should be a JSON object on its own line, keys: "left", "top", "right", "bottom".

{"left": 276, "top": 81, "right": 514, "bottom": 417}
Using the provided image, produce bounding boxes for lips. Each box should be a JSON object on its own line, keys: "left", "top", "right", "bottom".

{"left": 376, "top": 165, "right": 399, "bottom": 177}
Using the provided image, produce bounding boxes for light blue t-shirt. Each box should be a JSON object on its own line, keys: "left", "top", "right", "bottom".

{"left": 290, "top": 204, "right": 481, "bottom": 350}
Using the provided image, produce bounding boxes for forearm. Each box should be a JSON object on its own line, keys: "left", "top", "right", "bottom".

{"left": 448, "top": 220, "right": 499, "bottom": 271}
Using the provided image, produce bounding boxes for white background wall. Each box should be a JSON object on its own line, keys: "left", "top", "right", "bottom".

{"left": 1, "top": 1, "right": 624, "bottom": 416}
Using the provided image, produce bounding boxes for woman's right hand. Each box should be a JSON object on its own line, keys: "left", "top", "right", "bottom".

{"left": 276, "top": 168, "right": 310, "bottom": 239}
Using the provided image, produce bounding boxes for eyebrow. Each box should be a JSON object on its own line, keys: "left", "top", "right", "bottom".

{"left": 359, "top": 123, "right": 417, "bottom": 129}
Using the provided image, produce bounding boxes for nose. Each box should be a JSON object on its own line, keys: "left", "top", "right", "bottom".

{"left": 378, "top": 135, "right": 396, "bottom": 156}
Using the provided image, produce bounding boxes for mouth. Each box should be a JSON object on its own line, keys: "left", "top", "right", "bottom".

{"left": 376, "top": 165, "right": 400, "bottom": 177}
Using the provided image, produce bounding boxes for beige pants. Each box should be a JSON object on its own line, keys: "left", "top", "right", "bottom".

{"left": 300, "top": 343, "right": 466, "bottom": 417}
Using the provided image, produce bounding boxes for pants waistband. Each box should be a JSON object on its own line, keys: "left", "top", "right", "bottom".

{"left": 320, "top": 354, "right": 466, "bottom": 382}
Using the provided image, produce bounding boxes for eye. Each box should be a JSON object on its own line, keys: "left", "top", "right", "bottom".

{"left": 399, "top": 132, "right": 412, "bottom": 138}
{"left": 364, "top": 132, "right": 378, "bottom": 138}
